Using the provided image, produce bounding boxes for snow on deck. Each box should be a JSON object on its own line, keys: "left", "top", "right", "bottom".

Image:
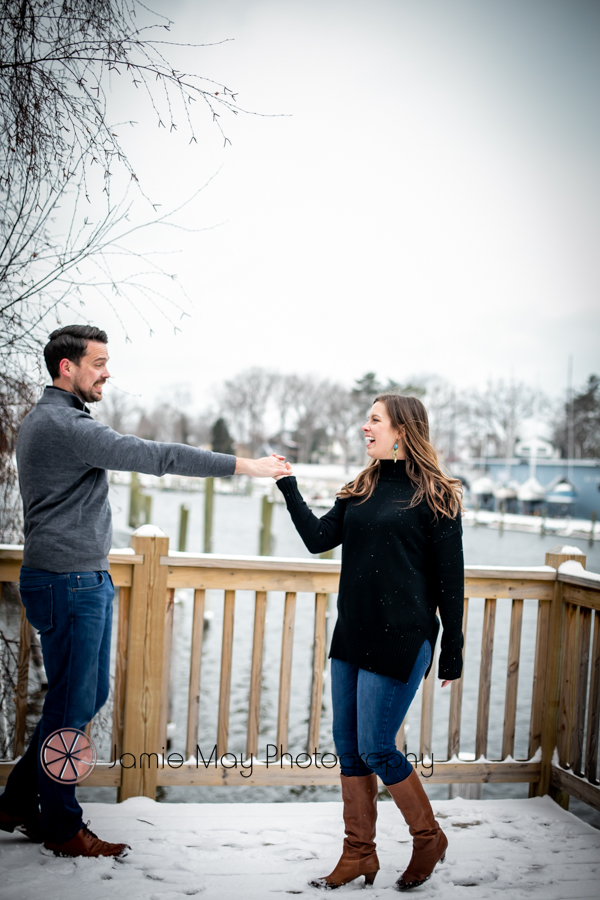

{"left": 1, "top": 797, "right": 598, "bottom": 900}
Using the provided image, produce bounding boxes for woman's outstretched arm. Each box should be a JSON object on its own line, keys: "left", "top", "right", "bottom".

{"left": 275, "top": 475, "right": 346, "bottom": 555}
{"left": 430, "top": 514, "right": 465, "bottom": 682}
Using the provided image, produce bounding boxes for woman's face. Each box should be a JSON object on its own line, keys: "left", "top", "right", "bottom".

{"left": 363, "top": 400, "right": 404, "bottom": 460}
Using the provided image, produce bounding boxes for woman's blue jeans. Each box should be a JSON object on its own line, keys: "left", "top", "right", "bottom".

{"left": 331, "top": 639, "right": 432, "bottom": 785}
{"left": 0, "top": 567, "right": 114, "bottom": 842}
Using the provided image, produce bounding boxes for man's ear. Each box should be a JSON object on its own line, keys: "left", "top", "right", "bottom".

{"left": 58, "top": 357, "right": 72, "bottom": 379}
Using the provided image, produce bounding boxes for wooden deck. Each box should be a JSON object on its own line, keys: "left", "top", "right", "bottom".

{"left": 1, "top": 539, "right": 599, "bottom": 819}
{"left": 0, "top": 797, "right": 597, "bottom": 899}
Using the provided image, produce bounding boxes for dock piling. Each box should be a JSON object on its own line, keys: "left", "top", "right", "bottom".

{"left": 204, "top": 478, "right": 214, "bottom": 553}
{"left": 259, "top": 494, "right": 274, "bottom": 556}
{"left": 178, "top": 504, "right": 189, "bottom": 552}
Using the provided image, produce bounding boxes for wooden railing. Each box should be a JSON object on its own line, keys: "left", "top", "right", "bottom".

{"left": 0, "top": 532, "right": 598, "bottom": 814}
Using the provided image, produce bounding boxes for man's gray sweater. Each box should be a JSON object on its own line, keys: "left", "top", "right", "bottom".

{"left": 17, "top": 387, "right": 237, "bottom": 572}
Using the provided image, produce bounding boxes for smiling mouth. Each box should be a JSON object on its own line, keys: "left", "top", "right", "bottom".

{"left": 365, "top": 437, "right": 375, "bottom": 445}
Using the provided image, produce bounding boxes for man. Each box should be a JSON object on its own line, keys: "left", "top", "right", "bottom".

{"left": 0, "top": 325, "right": 286, "bottom": 858}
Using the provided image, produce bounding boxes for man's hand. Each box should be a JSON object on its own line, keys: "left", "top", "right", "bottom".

{"left": 235, "top": 454, "right": 289, "bottom": 478}
{"left": 274, "top": 461, "right": 293, "bottom": 481}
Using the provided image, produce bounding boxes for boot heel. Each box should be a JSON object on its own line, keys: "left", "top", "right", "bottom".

{"left": 364, "top": 871, "right": 377, "bottom": 886}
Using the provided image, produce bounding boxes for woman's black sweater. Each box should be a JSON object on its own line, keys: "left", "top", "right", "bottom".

{"left": 276, "top": 460, "right": 464, "bottom": 683}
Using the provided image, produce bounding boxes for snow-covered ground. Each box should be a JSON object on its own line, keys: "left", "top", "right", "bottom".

{"left": 461, "top": 510, "right": 599, "bottom": 540}
{"left": 1, "top": 797, "right": 598, "bottom": 900}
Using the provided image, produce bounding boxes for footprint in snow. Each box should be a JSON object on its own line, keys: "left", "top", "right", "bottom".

{"left": 149, "top": 889, "right": 205, "bottom": 899}
{"left": 284, "top": 849, "right": 319, "bottom": 861}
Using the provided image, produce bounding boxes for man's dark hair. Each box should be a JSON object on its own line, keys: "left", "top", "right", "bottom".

{"left": 44, "top": 325, "right": 108, "bottom": 379}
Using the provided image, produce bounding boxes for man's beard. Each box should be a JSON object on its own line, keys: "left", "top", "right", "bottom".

{"left": 73, "top": 379, "right": 104, "bottom": 404}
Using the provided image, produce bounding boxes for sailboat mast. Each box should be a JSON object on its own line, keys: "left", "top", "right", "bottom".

{"left": 567, "top": 355, "right": 574, "bottom": 484}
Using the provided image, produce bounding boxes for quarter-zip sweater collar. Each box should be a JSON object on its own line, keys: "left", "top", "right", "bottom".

{"left": 44, "top": 385, "right": 89, "bottom": 412}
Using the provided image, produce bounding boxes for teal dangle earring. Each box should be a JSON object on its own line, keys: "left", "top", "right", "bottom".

{"left": 393, "top": 442, "right": 398, "bottom": 464}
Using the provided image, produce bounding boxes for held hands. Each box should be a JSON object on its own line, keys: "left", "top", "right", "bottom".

{"left": 235, "top": 454, "right": 289, "bottom": 479}
{"left": 274, "top": 460, "right": 293, "bottom": 481}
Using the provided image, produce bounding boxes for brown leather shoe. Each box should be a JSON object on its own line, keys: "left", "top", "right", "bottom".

{"left": 310, "top": 773, "right": 379, "bottom": 889}
{"left": 386, "top": 769, "right": 447, "bottom": 891}
{"left": 0, "top": 807, "right": 44, "bottom": 843}
{"left": 44, "top": 822, "right": 130, "bottom": 858}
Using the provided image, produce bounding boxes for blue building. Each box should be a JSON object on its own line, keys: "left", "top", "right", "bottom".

{"left": 458, "top": 458, "right": 600, "bottom": 519}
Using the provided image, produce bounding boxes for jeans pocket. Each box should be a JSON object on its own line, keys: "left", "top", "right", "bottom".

{"left": 72, "top": 571, "right": 105, "bottom": 591}
{"left": 19, "top": 584, "right": 54, "bottom": 634}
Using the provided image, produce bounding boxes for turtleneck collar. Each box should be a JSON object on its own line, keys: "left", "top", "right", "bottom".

{"left": 377, "top": 458, "right": 410, "bottom": 481}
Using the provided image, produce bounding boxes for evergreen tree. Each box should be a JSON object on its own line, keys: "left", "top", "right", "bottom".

{"left": 212, "top": 418, "right": 235, "bottom": 455}
{"left": 554, "top": 374, "right": 600, "bottom": 458}
{"left": 352, "top": 373, "right": 383, "bottom": 420}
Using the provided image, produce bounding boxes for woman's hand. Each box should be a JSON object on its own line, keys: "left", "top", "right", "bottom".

{"left": 274, "top": 460, "right": 293, "bottom": 481}
{"left": 235, "top": 454, "right": 288, "bottom": 478}
{"left": 440, "top": 680, "right": 454, "bottom": 688}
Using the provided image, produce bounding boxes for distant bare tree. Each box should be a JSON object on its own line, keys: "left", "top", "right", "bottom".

{"left": 219, "top": 368, "right": 277, "bottom": 456}
{"left": 0, "top": 0, "right": 245, "bottom": 539}
{"left": 133, "top": 388, "right": 208, "bottom": 446}
{"left": 0, "top": 374, "right": 35, "bottom": 542}
{"left": 189, "top": 411, "right": 213, "bottom": 448}
{"left": 1, "top": 1, "right": 242, "bottom": 363}
{"left": 273, "top": 373, "right": 305, "bottom": 438}
{"left": 286, "top": 376, "right": 330, "bottom": 463}
{"left": 135, "top": 402, "right": 174, "bottom": 443}
{"left": 95, "top": 387, "right": 140, "bottom": 435}
{"left": 467, "top": 379, "right": 536, "bottom": 459}
{"left": 325, "top": 383, "right": 363, "bottom": 466}
{"left": 416, "top": 376, "right": 468, "bottom": 462}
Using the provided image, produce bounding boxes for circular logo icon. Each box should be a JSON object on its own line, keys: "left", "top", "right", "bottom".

{"left": 40, "top": 728, "right": 97, "bottom": 784}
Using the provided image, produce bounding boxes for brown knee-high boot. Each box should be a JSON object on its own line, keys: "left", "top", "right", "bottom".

{"left": 386, "top": 769, "right": 447, "bottom": 891}
{"left": 310, "top": 773, "right": 379, "bottom": 889}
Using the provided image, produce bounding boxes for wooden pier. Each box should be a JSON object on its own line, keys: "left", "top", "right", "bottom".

{"left": 0, "top": 536, "right": 599, "bottom": 820}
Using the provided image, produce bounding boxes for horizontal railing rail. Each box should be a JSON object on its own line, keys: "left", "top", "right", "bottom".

{"left": 0, "top": 538, "right": 598, "bottom": 813}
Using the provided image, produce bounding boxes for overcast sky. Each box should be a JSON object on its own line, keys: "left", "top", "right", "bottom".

{"left": 73, "top": 0, "right": 599, "bottom": 411}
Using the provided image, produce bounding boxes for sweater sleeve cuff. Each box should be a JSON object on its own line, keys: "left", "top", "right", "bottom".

{"left": 213, "top": 452, "right": 237, "bottom": 477}
{"left": 275, "top": 476, "right": 300, "bottom": 500}
{"left": 438, "top": 649, "right": 463, "bottom": 681}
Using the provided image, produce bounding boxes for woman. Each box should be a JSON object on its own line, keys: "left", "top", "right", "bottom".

{"left": 274, "top": 393, "right": 464, "bottom": 891}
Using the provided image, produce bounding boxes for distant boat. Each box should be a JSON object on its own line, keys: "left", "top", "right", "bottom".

{"left": 517, "top": 477, "right": 546, "bottom": 503}
{"left": 472, "top": 476, "right": 495, "bottom": 495}
{"left": 517, "top": 476, "right": 546, "bottom": 515}
{"left": 494, "top": 481, "right": 519, "bottom": 513}
{"left": 546, "top": 479, "right": 577, "bottom": 515}
{"left": 471, "top": 476, "right": 495, "bottom": 511}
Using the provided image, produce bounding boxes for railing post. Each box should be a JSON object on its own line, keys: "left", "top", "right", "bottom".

{"left": 537, "top": 545, "right": 586, "bottom": 803}
{"left": 119, "top": 526, "right": 170, "bottom": 801}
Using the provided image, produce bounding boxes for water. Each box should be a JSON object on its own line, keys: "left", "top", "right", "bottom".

{"left": 79, "top": 484, "right": 599, "bottom": 824}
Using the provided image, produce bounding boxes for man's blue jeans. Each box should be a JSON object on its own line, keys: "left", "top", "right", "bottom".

{"left": 331, "top": 640, "right": 432, "bottom": 785}
{"left": 0, "top": 567, "right": 114, "bottom": 842}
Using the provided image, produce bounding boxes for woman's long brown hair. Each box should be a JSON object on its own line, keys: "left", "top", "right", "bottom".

{"left": 338, "top": 393, "right": 464, "bottom": 518}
